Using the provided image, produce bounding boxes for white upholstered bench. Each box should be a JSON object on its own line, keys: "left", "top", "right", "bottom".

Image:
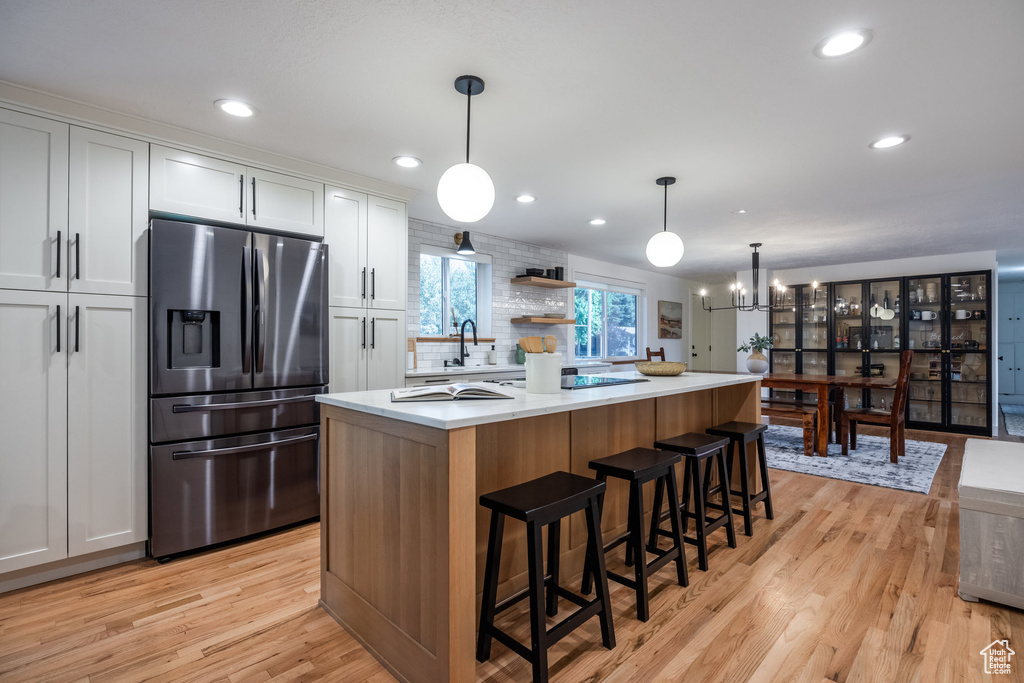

{"left": 958, "top": 438, "right": 1024, "bottom": 609}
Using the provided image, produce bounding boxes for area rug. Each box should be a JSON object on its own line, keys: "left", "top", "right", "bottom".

{"left": 1001, "top": 403, "right": 1024, "bottom": 437}
{"left": 762, "top": 425, "right": 946, "bottom": 494}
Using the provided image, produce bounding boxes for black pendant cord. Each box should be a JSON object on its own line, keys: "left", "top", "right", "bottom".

{"left": 663, "top": 183, "right": 668, "bottom": 232}
{"left": 465, "top": 84, "right": 472, "bottom": 164}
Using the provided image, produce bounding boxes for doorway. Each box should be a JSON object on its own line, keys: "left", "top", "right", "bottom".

{"left": 690, "top": 291, "right": 712, "bottom": 371}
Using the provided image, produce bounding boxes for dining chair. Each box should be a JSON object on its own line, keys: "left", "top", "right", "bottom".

{"left": 645, "top": 347, "right": 666, "bottom": 361}
{"left": 840, "top": 350, "right": 914, "bottom": 463}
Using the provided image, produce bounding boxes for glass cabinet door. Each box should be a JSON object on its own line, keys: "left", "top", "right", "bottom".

{"left": 950, "top": 353, "right": 988, "bottom": 428}
{"left": 949, "top": 272, "right": 990, "bottom": 431}
{"left": 769, "top": 294, "right": 797, "bottom": 400}
{"left": 907, "top": 351, "right": 944, "bottom": 427}
{"left": 866, "top": 279, "right": 900, "bottom": 352}
{"left": 832, "top": 281, "right": 865, "bottom": 407}
{"left": 907, "top": 276, "right": 942, "bottom": 354}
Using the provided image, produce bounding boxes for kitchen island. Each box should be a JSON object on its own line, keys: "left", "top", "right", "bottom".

{"left": 316, "top": 371, "right": 761, "bottom": 683}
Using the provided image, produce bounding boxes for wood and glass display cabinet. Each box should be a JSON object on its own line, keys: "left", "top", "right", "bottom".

{"left": 831, "top": 277, "right": 903, "bottom": 411}
{"left": 769, "top": 282, "right": 828, "bottom": 400}
{"left": 906, "top": 271, "right": 990, "bottom": 435}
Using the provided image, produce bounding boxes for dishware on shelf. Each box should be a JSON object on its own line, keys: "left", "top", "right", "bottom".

{"left": 634, "top": 361, "right": 687, "bottom": 376}
{"left": 542, "top": 312, "right": 563, "bottom": 318}
{"left": 525, "top": 268, "right": 544, "bottom": 276}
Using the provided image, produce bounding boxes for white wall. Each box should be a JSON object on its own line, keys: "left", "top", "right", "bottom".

{"left": 567, "top": 254, "right": 696, "bottom": 364}
{"left": 734, "top": 269, "right": 771, "bottom": 372}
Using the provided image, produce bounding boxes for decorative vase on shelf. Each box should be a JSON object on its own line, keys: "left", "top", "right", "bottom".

{"left": 746, "top": 351, "right": 769, "bottom": 374}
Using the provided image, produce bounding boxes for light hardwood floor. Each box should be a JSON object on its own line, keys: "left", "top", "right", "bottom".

{"left": 1, "top": 423, "right": 1022, "bottom": 682}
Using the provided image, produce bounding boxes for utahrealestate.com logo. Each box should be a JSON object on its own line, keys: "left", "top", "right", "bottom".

{"left": 980, "top": 639, "right": 1014, "bottom": 675}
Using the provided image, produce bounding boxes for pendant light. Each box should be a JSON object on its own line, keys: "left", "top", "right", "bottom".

{"left": 437, "top": 75, "right": 495, "bottom": 223}
{"left": 645, "top": 176, "right": 684, "bottom": 267}
{"left": 454, "top": 231, "right": 476, "bottom": 255}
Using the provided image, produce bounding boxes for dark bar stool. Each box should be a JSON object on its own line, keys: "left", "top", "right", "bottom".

{"left": 706, "top": 421, "right": 775, "bottom": 536}
{"left": 477, "top": 471, "right": 615, "bottom": 683}
{"left": 580, "top": 447, "right": 688, "bottom": 622}
{"left": 649, "top": 433, "right": 736, "bottom": 571}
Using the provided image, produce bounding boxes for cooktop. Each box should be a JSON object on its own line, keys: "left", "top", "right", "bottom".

{"left": 489, "top": 375, "right": 650, "bottom": 390}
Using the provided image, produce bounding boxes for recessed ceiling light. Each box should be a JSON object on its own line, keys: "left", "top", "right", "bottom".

{"left": 869, "top": 135, "right": 910, "bottom": 149}
{"left": 588, "top": 218, "right": 606, "bottom": 226}
{"left": 214, "top": 99, "right": 256, "bottom": 117}
{"left": 515, "top": 194, "right": 536, "bottom": 203}
{"left": 731, "top": 209, "right": 747, "bottom": 214}
{"left": 392, "top": 156, "right": 422, "bottom": 168}
{"left": 813, "top": 29, "right": 873, "bottom": 58}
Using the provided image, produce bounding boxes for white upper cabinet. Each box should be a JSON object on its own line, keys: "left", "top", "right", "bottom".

{"left": 249, "top": 167, "right": 324, "bottom": 237}
{"left": 325, "top": 186, "right": 407, "bottom": 311}
{"left": 0, "top": 290, "right": 69, "bottom": 574}
{"left": 0, "top": 108, "right": 69, "bottom": 293}
{"left": 150, "top": 145, "right": 324, "bottom": 237}
{"left": 325, "top": 187, "right": 367, "bottom": 308}
{"left": 67, "top": 294, "right": 147, "bottom": 556}
{"left": 150, "top": 145, "right": 246, "bottom": 224}
{"left": 69, "top": 128, "right": 149, "bottom": 297}
{"left": 366, "top": 195, "right": 408, "bottom": 310}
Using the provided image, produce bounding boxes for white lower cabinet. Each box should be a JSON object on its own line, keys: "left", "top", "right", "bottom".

{"left": 0, "top": 290, "right": 147, "bottom": 574}
{"left": 0, "top": 290, "right": 68, "bottom": 573}
{"left": 329, "top": 307, "right": 406, "bottom": 392}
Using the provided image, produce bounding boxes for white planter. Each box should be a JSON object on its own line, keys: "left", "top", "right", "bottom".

{"left": 746, "top": 352, "right": 769, "bottom": 374}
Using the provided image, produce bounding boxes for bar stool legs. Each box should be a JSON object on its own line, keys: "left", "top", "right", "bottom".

{"left": 477, "top": 472, "right": 615, "bottom": 683}
{"left": 707, "top": 422, "right": 775, "bottom": 537}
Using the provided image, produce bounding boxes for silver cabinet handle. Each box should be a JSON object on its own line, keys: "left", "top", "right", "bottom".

{"left": 172, "top": 433, "right": 317, "bottom": 460}
{"left": 171, "top": 394, "right": 317, "bottom": 413}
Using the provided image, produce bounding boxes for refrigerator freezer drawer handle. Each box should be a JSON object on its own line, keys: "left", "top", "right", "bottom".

{"left": 171, "top": 433, "right": 318, "bottom": 460}
{"left": 171, "top": 394, "right": 318, "bottom": 413}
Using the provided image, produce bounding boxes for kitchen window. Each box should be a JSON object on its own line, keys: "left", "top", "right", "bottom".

{"left": 574, "top": 277, "right": 643, "bottom": 359}
{"left": 419, "top": 245, "right": 492, "bottom": 336}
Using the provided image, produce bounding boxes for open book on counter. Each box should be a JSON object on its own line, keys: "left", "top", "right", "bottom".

{"left": 390, "top": 382, "right": 514, "bottom": 402}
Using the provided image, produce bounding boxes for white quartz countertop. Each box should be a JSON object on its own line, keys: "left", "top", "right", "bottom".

{"left": 405, "top": 362, "right": 610, "bottom": 378}
{"left": 317, "top": 371, "right": 759, "bottom": 430}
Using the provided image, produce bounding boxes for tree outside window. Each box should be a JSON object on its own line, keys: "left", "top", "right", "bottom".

{"left": 575, "top": 286, "right": 639, "bottom": 358}
{"left": 420, "top": 254, "right": 478, "bottom": 335}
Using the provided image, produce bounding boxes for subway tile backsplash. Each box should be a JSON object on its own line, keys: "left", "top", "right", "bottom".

{"left": 408, "top": 219, "right": 571, "bottom": 367}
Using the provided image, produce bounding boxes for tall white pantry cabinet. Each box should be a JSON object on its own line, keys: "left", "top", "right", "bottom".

{"left": 0, "top": 108, "right": 148, "bottom": 574}
{"left": 325, "top": 186, "right": 407, "bottom": 392}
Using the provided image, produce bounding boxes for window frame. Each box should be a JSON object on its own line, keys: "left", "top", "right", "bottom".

{"left": 419, "top": 245, "right": 492, "bottom": 336}
{"left": 572, "top": 273, "right": 646, "bottom": 362}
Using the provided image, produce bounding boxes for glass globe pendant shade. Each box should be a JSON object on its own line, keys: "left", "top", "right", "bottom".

{"left": 646, "top": 230, "right": 684, "bottom": 267}
{"left": 437, "top": 162, "right": 495, "bottom": 223}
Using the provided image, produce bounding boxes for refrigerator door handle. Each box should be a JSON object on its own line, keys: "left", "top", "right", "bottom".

{"left": 171, "top": 433, "right": 318, "bottom": 460}
{"left": 255, "top": 247, "right": 267, "bottom": 373}
{"left": 171, "top": 394, "right": 318, "bottom": 413}
{"left": 242, "top": 245, "right": 253, "bottom": 374}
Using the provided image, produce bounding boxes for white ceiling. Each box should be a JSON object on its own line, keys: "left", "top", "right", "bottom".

{"left": 2, "top": 0, "right": 1023, "bottom": 282}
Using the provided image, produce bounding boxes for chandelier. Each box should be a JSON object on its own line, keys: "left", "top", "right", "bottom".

{"left": 700, "top": 243, "right": 817, "bottom": 312}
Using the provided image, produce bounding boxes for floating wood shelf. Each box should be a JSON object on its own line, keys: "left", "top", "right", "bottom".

{"left": 510, "top": 317, "right": 576, "bottom": 325}
{"left": 510, "top": 276, "right": 576, "bottom": 289}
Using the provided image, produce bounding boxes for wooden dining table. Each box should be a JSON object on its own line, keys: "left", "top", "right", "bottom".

{"left": 761, "top": 373, "right": 897, "bottom": 456}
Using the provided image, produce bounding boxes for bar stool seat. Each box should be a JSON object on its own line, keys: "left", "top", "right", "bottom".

{"left": 581, "top": 447, "right": 688, "bottom": 622}
{"left": 477, "top": 471, "right": 615, "bottom": 683}
{"left": 649, "top": 433, "right": 736, "bottom": 571}
{"left": 706, "top": 421, "right": 775, "bottom": 536}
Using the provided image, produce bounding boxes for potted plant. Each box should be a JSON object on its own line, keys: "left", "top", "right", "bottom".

{"left": 738, "top": 332, "right": 773, "bottom": 373}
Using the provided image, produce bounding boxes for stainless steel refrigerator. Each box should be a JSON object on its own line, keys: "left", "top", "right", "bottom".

{"left": 148, "top": 219, "right": 327, "bottom": 559}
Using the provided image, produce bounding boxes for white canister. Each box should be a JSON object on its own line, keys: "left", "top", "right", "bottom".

{"left": 525, "top": 353, "right": 562, "bottom": 394}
